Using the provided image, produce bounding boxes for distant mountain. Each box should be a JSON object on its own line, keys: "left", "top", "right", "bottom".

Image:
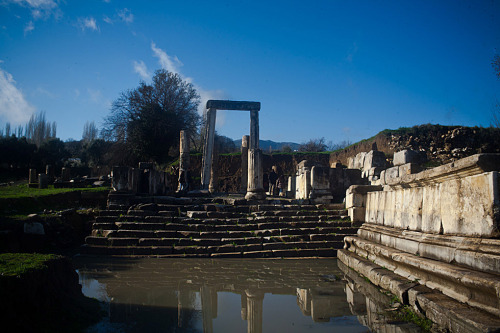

{"left": 233, "top": 139, "right": 300, "bottom": 151}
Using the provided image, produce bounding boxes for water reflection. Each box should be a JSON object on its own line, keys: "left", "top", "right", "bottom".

{"left": 74, "top": 257, "right": 422, "bottom": 332}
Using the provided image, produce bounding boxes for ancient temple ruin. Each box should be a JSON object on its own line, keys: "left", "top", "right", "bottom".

{"left": 201, "top": 100, "right": 265, "bottom": 200}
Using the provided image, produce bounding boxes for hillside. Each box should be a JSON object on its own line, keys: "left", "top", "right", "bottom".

{"left": 329, "top": 124, "right": 500, "bottom": 166}
{"left": 233, "top": 139, "right": 300, "bottom": 151}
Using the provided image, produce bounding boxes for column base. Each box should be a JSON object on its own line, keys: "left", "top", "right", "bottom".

{"left": 245, "top": 189, "right": 266, "bottom": 200}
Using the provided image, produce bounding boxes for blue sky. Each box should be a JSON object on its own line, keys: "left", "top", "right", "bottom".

{"left": 1, "top": 0, "right": 499, "bottom": 145}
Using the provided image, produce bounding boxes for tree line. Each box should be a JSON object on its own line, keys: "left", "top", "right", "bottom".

{"left": 0, "top": 69, "right": 354, "bottom": 180}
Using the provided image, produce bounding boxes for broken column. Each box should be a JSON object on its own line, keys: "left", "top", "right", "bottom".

{"left": 201, "top": 107, "right": 216, "bottom": 190}
{"left": 309, "top": 165, "right": 333, "bottom": 203}
{"left": 177, "top": 130, "right": 189, "bottom": 192}
{"left": 29, "top": 169, "right": 37, "bottom": 185}
{"left": 245, "top": 110, "right": 265, "bottom": 200}
{"left": 38, "top": 173, "right": 48, "bottom": 189}
{"left": 240, "top": 135, "right": 249, "bottom": 193}
{"left": 61, "top": 167, "right": 71, "bottom": 182}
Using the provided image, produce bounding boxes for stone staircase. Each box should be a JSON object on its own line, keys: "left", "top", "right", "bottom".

{"left": 83, "top": 198, "right": 357, "bottom": 257}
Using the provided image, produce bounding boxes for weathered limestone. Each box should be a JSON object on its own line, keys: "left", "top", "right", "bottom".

{"left": 345, "top": 185, "right": 382, "bottom": 223}
{"left": 240, "top": 135, "right": 249, "bottom": 193}
{"left": 177, "top": 130, "right": 189, "bottom": 192}
{"left": 364, "top": 155, "right": 500, "bottom": 237}
{"left": 245, "top": 149, "right": 265, "bottom": 200}
{"left": 393, "top": 149, "right": 426, "bottom": 166}
{"left": 309, "top": 165, "right": 333, "bottom": 203}
{"left": 201, "top": 108, "right": 216, "bottom": 190}
{"left": 348, "top": 150, "right": 385, "bottom": 182}
{"left": 295, "top": 160, "right": 313, "bottom": 200}
{"left": 340, "top": 154, "right": 500, "bottom": 331}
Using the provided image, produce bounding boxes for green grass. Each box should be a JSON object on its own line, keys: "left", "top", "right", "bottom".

{"left": 0, "top": 183, "right": 109, "bottom": 199}
{"left": 0, "top": 253, "right": 60, "bottom": 277}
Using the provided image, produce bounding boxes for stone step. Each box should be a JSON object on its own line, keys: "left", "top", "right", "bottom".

{"left": 98, "top": 209, "right": 126, "bottom": 217}
{"left": 344, "top": 236, "right": 500, "bottom": 318}
{"left": 85, "top": 233, "right": 350, "bottom": 248}
{"left": 82, "top": 241, "right": 341, "bottom": 257}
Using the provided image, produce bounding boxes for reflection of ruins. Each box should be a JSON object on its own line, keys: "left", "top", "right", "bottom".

{"left": 77, "top": 258, "right": 355, "bottom": 332}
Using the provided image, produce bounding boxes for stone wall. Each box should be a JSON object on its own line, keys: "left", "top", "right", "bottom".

{"left": 341, "top": 154, "right": 500, "bottom": 331}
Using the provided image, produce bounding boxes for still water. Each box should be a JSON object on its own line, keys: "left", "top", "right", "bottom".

{"left": 74, "top": 257, "right": 422, "bottom": 333}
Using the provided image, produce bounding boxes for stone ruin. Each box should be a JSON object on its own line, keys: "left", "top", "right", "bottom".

{"left": 28, "top": 165, "right": 110, "bottom": 189}
{"left": 201, "top": 100, "right": 265, "bottom": 200}
{"left": 341, "top": 153, "right": 500, "bottom": 331}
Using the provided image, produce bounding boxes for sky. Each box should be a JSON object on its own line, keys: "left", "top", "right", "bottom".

{"left": 1, "top": 0, "right": 499, "bottom": 145}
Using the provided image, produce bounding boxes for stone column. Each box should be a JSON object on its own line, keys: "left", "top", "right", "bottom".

{"left": 45, "top": 165, "right": 54, "bottom": 183}
{"left": 201, "top": 108, "right": 217, "bottom": 190}
{"left": 249, "top": 110, "right": 259, "bottom": 150}
{"left": 245, "top": 110, "right": 265, "bottom": 200}
{"left": 245, "top": 290, "right": 264, "bottom": 333}
{"left": 240, "top": 135, "right": 249, "bottom": 193}
{"left": 29, "top": 169, "right": 37, "bottom": 184}
{"left": 177, "top": 130, "right": 190, "bottom": 192}
{"left": 245, "top": 149, "right": 265, "bottom": 200}
{"left": 209, "top": 148, "right": 219, "bottom": 193}
{"left": 38, "top": 173, "right": 48, "bottom": 189}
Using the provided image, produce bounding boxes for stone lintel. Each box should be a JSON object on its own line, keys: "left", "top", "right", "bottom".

{"left": 386, "top": 153, "right": 500, "bottom": 187}
{"left": 206, "top": 100, "right": 261, "bottom": 111}
{"left": 347, "top": 185, "right": 383, "bottom": 195}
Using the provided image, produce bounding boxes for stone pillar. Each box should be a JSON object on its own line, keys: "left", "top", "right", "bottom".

{"left": 209, "top": 149, "right": 219, "bottom": 193}
{"left": 245, "top": 110, "right": 265, "bottom": 200}
{"left": 38, "top": 173, "right": 48, "bottom": 189}
{"left": 201, "top": 108, "right": 217, "bottom": 190}
{"left": 287, "top": 175, "right": 296, "bottom": 198}
{"left": 249, "top": 110, "right": 259, "bottom": 150}
{"left": 245, "top": 290, "right": 264, "bottom": 333}
{"left": 240, "top": 135, "right": 249, "bottom": 193}
{"left": 29, "top": 169, "right": 37, "bottom": 184}
{"left": 177, "top": 130, "right": 190, "bottom": 192}
{"left": 61, "top": 167, "right": 71, "bottom": 181}
{"left": 245, "top": 149, "right": 265, "bottom": 200}
{"left": 45, "top": 165, "right": 54, "bottom": 183}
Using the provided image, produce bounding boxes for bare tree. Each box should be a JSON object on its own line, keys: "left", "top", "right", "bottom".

{"left": 298, "top": 137, "right": 327, "bottom": 152}
{"left": 103, "top": 69, "right": 200, "bottom": 164}
{"left": 25, "top": 111, "right": 57, "bottom": 147}
{"left": 82, "top": 121, "right": 99, "bottom": 143}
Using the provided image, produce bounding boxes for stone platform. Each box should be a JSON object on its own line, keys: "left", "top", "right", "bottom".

{"left": 340, "top": 154, "right": 500, "bottom": 333}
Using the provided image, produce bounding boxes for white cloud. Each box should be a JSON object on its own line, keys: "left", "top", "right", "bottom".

{"left": 151, "top": 42, "right": 183, "bottom": 75}
{"left": 0, "top": 67, "right": 35, "bottom": 124}
{"left": 24, "top": 20, "right": 34, "bottom": 35}
{"left": 6, "top": 0, "right": 60, "bottom": 20}
{"left": 118, "top": 8, "right": 133, "bottom": 24}
{"left": 150, "top": 42, "right": 228, "bottom": 116}
{"left": 103, "top": 15, "right": 113, "bottom": 24}
{"left": 78, "top": 17, "right": 99, "bottom": 32}
{"left": 133, "top": 60, "right": 151, "bottom": 81}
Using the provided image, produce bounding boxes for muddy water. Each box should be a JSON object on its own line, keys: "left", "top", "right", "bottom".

{"left": 74, "top": 257, "right": 422, "bottom": 333}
